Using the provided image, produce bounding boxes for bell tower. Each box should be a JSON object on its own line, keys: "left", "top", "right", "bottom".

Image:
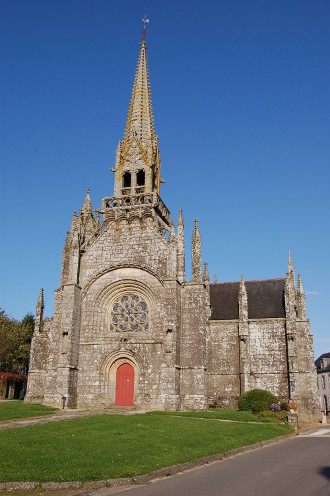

{"left": 101, "top": 23, "right": 169, "bottom": 226}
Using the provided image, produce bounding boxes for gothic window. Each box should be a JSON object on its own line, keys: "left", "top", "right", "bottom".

{"left": 110, "top": 294, "right": 149, "bottom": 332}
{"left": 136, "top": 170, "right": 145, "bottom": 186}
{"left": 123, "top": 172, "right": 131, "bottom": 189}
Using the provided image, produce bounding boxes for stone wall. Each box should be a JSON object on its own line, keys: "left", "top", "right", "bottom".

{"left": 206, "top": 321, "right": 240, "bottom": 407}
{"left": 248, "top": 319, "right": 289, "bottom": 399}
{"left": 180, "top": 283, "right": 208, "bottom": 410}
{"left": 76, "top": 267, "right": 181, "bottom": 410}
{"left": 79, "top": 214, "right": 169, "bottom": 288}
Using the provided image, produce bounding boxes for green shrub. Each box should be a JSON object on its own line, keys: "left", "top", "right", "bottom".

{"left": 238, "top": 389, "right": 279, "bottom": 413}
{"left": 257, "top": 410, "right": 288, "bottom": 422}
{"left": 278, "top": 410, "right": 289, "bottom": 421}
{"left": 280, "top": 401, "right": 289, "bottom": 411}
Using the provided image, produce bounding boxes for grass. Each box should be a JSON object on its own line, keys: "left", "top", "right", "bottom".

{"left": 0, "top": 401, "right": 57, "bottom": 421}
{"left": 0, "top": 412, "right": 292, "bottom": 483}
{"left": 148, "top": 408, "right": 280, "bottom": 423}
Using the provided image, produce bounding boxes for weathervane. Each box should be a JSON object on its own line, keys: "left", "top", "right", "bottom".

{"left": 142, "top": 15, "right": 149, "bottom": 41}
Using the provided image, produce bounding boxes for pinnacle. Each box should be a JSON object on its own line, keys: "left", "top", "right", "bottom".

{"left": 298, "top": 273, "right": 305, "bottom": 293}
{"left": 37, "top": 288, "right": 44, "bottom": 306}
{"left": 81, "top": 189, "right": 93, "bottom": 215}
{"left": 71, "top": 211, "right": 78, "bottom": 233}
{"left": 178, "top": 208, "right": 184, "bottom": 227}
{"left": 192, "top": 219, "right": 201, "bottom": 244}
{"left": 203, "top": 262, "right": 210, "bottom": 283}
{"left": 288, "top": 250, "right": 294, "bottom": 270}
{"left": 287, "top": 250, "right": 295, "bottom": 283}
{"left": 240, "top": 274, "right": 247, "bottom": 295}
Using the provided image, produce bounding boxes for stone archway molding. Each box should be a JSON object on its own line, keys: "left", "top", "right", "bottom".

{"left": 101, "top": 349, "right": 143, "bottom": 408}
{"left": 89, "top": 272, "right": 157, "bottom": 336}
{"left": 81, "top": 264, "right": 164, "bottom": 298}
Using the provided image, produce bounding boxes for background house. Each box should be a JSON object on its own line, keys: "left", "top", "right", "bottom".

{"left": 315, "top": 352, "right": 330, "bottom": 415}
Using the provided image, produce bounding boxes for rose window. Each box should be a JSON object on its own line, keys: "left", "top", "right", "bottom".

{"left": 110, "top": 294, "right": 149, "bottom": 332}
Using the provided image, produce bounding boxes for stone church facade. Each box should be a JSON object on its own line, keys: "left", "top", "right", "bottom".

{"left": 25, "top": 33, "right": 320, "bottom": 420}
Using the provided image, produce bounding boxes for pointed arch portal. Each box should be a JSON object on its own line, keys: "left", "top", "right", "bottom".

{"left": 115, "top": 363, "right": 134, "bottom": 406}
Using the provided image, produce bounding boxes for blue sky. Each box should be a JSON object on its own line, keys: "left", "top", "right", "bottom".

{"left": 1, "top": 0, "right": 329, "bottom": 359}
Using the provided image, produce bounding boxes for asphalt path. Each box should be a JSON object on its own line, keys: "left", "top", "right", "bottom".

{"left": 95, "top": 429, "right": 330, "bottom": 496}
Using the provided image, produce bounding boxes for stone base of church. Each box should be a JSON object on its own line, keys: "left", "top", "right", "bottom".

{"left": 180, "top": 395, "right": 208, "bottom": 411}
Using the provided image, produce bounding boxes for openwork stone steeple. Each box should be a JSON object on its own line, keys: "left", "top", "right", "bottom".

{"left": 123, "top": 38, "right": 156, "bottom": 157}
{"left": 102, "top": 28, "right": 169, "bottom": 226}
{"left": 113, "top": 33, "right": 161, "bottom": 198}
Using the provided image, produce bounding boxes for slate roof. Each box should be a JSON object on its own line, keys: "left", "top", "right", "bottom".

{"left": 209, "top": 278, "right": 286, "bottom": 320}
{"left": 315, "top": 352, "right": 330, "bottom": 373}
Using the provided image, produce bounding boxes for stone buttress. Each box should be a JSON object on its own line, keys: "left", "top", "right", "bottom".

{"left": 284, "top": 254, "right": 320, "bottom": 419}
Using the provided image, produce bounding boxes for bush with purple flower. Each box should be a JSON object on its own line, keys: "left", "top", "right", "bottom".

{"left": 270, "top": 403, "right": 281, "bottom": 412}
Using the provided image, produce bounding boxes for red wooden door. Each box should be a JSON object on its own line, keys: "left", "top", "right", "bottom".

{"left": 115, "top": 363, "right": 134, "bottom": 406}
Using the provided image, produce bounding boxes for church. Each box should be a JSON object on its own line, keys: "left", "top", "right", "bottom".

{"left": 25, "top": 30, "right": 320, "bottom": 420}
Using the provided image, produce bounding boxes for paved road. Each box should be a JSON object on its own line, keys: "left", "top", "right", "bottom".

{"left": 86, "top": 429, "right": 330, "bottom": 496}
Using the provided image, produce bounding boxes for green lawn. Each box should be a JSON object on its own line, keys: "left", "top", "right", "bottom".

{"left": 0, "top": 412, "right": 292, "bottom": 483}
{"left": 0, "top": 401, "right": 57, "bottom": 421}
{"left": 148, "top": 408, "right": 280, "bottom": 423}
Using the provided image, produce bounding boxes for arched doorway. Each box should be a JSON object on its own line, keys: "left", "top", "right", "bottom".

{"left": 115, "top": 363, "right": 134, "bottom": 406}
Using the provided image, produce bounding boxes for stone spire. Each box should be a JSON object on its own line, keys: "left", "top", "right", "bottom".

{"left": 124, "top": 37, "right": 156, "bottom": 153}
{"left": 297, "top": 273, "right": 307, "bottom": 320}
{"left": 177, "top": 208, "right": 185, "bottom": 283}
{"left": 191, "top": 219, "right": 202, "bottom": 282}
{"left": 34, "top": 288, "right": 44, "bottom": 333}
{"left": 202, "top": 262, "right": 210, "bottom": 283}
{"left": 113, "top": 31, "right": 161, "bottom": 198}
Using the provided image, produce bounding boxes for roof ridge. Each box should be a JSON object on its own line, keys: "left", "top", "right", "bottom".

{"left": 211, "top": 277, "right": 286, "bottom": 285}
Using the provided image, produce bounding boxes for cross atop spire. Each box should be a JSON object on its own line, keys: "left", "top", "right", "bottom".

{"left": 142, "top": 15, "right": 149, "bottom": 41}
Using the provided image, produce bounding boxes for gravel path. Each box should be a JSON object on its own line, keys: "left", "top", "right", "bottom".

{"left": 0, "top": 408, "right": 147, "bottom": 431}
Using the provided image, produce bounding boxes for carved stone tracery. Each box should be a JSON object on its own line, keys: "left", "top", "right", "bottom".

{"left": 110, "top": 294, "right": 149, "bottom": 332}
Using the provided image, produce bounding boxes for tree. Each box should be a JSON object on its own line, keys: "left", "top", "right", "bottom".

{"left": 0, "top": 309, "right": 35, "bottom": 374}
